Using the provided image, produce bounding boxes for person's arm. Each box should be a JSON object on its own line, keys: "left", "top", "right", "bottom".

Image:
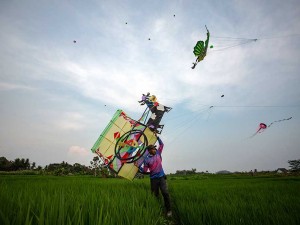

{"left": 142, "top": 164, "right": 149, "bottom": 173}
{"left": 156, "top": 136, "right": 164, "bottom": 154}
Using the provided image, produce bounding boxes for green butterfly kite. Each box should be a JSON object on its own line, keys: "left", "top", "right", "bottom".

{"left": 192, "top": 26, "right": 213, "bottom": 69}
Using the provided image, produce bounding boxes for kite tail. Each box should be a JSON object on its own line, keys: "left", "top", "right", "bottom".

{"left": 268, "top": 117, "right": 292, "bottom": 128}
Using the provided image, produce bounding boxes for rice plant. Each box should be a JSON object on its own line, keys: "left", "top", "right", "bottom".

{"left": 169, "top": 175, "right": 300, "bottom": 225}
{"left": 1, "top": 175, "right": 299, "bottom": 225}
{"left": 0, "top": 176, "right": 166, "bottom": 225}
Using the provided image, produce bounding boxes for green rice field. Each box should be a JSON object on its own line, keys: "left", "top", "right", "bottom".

{"left": 0, "top": 175, "right": 299, "bottom": 225}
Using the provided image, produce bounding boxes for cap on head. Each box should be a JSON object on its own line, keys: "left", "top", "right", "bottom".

{"left": 146, "top": 145, "right": 156, "bottom": 151}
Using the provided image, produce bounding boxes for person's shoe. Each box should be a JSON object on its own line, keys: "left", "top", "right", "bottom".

{"left": 167, "top": 211, "right": 172, "bottom": 217}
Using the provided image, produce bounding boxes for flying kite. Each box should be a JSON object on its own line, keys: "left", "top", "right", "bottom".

{"left": 192, "top": 26, "right": 211, "bottom": 69}
{"left": 250, "top": 117, "right": 292, "bottom": 138}
{"left": 138, "top": 93, "right": 172, "bottom": 133}
{"left": 190, "top": 27, "right": 300, "bottom": 69}
{"left": 91, "top": 93, "right": 171, "bottom": 180}
{"left": 250, "top": 123, "right": 267, "bottom": 138}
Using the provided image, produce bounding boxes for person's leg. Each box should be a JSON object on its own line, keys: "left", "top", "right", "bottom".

{"left": 150, "top": 178, "right": 160, "bottom": 198}
{"left": 159, "top": 177, "right": 171, "bottom": 212}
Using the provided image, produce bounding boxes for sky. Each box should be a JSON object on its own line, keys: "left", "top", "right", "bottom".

{"left": 0, "top": 0, "right": 300, "bottom": 174}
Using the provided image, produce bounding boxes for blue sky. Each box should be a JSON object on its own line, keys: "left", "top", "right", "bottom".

{"left": 0, "top": 0, "right": 299, "bottom": 173}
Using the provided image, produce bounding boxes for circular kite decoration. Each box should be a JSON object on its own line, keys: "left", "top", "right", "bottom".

{"left": 114, "top": 129, "right": 148, "bottom": 163}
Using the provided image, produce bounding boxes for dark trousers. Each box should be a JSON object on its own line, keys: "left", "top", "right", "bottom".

{"left": 150, "top": 176, "right": 171, "bottom": 211}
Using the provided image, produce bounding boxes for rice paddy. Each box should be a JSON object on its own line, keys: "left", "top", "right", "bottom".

{"left": 0, "top": 175, "right": 299, "bottom": 225}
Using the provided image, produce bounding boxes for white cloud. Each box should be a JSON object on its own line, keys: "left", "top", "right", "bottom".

{"left": 56, "top": 112, "right": 85, "bottom": 131}
{"left": 0, "top": 82, "right": 35, "bottom": 91}
{"left": 68, "top": 145, "right": 89, "bottom": 156}
{"left": 67, "top": 145, "right": 94, "bottom": 165}
{"left": 1, "top": 0, "right": 299, "bottom": 172}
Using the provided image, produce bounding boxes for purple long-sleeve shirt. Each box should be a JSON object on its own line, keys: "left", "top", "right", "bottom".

{"left": 143, "top": 137, "right": 165, "bottom": 179}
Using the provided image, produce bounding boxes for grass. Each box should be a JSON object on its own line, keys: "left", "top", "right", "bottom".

{"left": 0, "top": 175, "right": 299, "bottom": 225}
{"left": 168, "top": 175, "right": 300, "bottom": 225}
{"left": 0, "top": 176, "right": 165, "bottom": 225}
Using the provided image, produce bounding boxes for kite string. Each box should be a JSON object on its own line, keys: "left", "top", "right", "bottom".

{"left": 165, "top": 107, "right": 213, "bottom": 144}
{"left": 211, "top": 33, "right": 300, "bottom": 40}
{"left": 209, "top": 33, "right": 300, "bottom": 52}
{"left": 211, "top": 36, "right": 257, "bottom": 40}
{"left": 209, "top": 40, "right": 257, "bottom": 52}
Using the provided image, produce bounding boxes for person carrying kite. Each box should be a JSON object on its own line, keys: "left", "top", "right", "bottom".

{"left": 143, "top": 134, "right": 172, "bottom": 217}
{"left": 192, "top": 26, "right": 210, "bottom": 69}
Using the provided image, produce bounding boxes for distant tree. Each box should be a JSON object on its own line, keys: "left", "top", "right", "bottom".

{"left": 72, "top": 163, "right": 89, "bottom": 174}
{"left": 13, "top": 158, "right": 21, "bottom": 170}
{"left": 25, "top": 158, "right": 30, "bottom": 169}
{"left": 21, "top": 158, "right": 26, "bottom": 169}
{"left": 36, "top": 166, "right": 42, "bottom": 171}
{"left": 90, "top": 156, "right": 100, "bottom": 176}
{"left": 12, "top": 158, "right": 30, "bottom": 170}
{"left": 288, "top": 159, "right": 300, "bottom": 172}
{"left": 31, "top": 162, "right": 36, "bottom": 170}
{"left": 0, "top": 157, "right": 13, "bottom": 171}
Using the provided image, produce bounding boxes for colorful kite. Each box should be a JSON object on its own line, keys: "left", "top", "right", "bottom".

{"left": 192, "top": 26, "right": 210, "bottom": 69}
{"left": 250, "top": 117, "right": 292, "bottom": 138}
{"left": 250, "top": 123, "right": 267, "bottom": 138}
{"left": 91, "top": 93, "right": 171, "bottom": 180}
{"left": 91, "top": 110, "right": 158, "bottom": 180}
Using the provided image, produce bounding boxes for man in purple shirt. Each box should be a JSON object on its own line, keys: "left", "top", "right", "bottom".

{"left": 143, "top": 135, "right": 172, "bottom": 217}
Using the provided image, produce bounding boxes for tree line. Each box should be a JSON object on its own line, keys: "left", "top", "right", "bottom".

{"left": 1, "top": 156, "right": 299, "bottom": 176}
{"left": 0, "top": 156, "right": 111, "bottom": 177}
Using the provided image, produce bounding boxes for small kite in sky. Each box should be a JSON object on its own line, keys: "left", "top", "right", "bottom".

{"left": 250, "top": 117, "right": 292, "bottom": 138}
{"left": 73, "top": 40, "right": 76, "bottom": 43}
{"left": 221, "top": 95, "right": 224, "bottom": 97}
{"left": 250, "top": 123, "right": 267, "bottom": 138}
{"left": 192, "top": 26, "right": 210, "bottom": 69}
